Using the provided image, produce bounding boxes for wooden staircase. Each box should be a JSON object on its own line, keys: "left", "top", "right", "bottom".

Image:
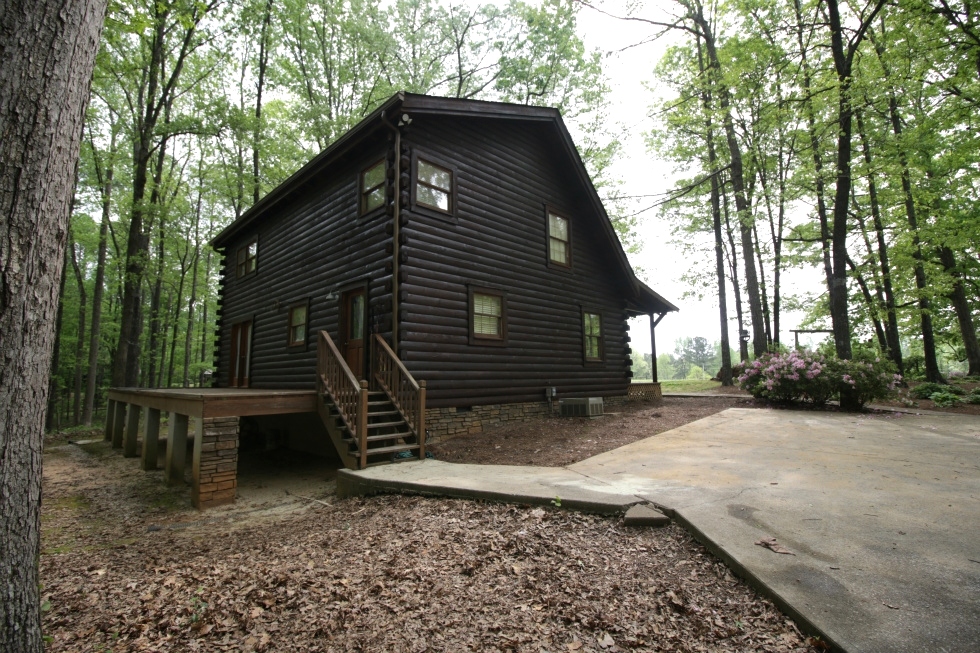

{"left": 316, "top": 331, "right": 426, "bottom": 470}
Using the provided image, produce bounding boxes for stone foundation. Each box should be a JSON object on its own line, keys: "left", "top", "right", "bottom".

{"left": 426, "top": 401, "right": 554, "bottom": 442}
{"left": 192, "top": 416, "right": 240, "bottom": 509}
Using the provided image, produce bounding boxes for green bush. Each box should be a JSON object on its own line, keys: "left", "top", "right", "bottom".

{"left": 929, "top": 391, "right": 964, "bottom": 408}
{"left": 965, "top": 393, "right": 980, "bottom": 405}
{"left": 911, "top": 382, "right": 965, "bottom": 399}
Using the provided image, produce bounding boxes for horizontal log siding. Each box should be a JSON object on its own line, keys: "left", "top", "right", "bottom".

{"left": 216, "top": 133, "right": 393, "bottom": 389}
{"left": 400, "top": 117, "right": 633, "bottom": 407}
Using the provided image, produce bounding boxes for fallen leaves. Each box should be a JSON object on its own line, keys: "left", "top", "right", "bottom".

{"left": 39, "top": 421, "right": 821, "bottom": 653}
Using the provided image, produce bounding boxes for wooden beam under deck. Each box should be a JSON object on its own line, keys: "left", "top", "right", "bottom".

{"left": 106, "top": 388, "right": 317, "bottom": 419}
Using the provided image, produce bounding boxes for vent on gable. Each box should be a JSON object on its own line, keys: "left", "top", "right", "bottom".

{"left": 559, "top": 397, "right": 603, "bottom": 418}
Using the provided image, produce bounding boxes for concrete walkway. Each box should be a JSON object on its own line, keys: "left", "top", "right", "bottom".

{"left": 338, "top": 407, "right": 980, "bottom": 653}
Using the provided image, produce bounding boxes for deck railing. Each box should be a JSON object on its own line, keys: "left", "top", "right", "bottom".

{"left": 317, "top": 330, "right": 368, "bottom": 467}
{"left": 372, "top": 334, "right": 426, "bottom": 458}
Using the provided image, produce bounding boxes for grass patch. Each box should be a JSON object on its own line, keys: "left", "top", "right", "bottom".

{"left": 660, "top": 379, "right": 721, "bottom": 393}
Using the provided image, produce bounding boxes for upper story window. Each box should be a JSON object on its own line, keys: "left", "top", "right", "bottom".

{"left": 360, "top": 160, "right": 385, "bottom": 214}
{"left": 470, "top": 287, "right": 506, "bottom": 345}
{"left": 287, "top": 302, "right": 308, "bottom": 347}
{"left": 236, "top": 237, "right": 257, "bottom": 278}
{"left": 548, "top": 211, "right": 570, "bottom": 267}
{"left": 583, "top": 311, "right": 603, "bottom": 361}
{"left": 416, "top": 158, "right": 453, "bottom": 214}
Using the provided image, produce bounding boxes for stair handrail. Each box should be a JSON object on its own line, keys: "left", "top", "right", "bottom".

{"left": 372, "top": 334, "right": 426, "bottom": 459}
{"left": 317, "top": 330, "right": 368, "bottom": 466}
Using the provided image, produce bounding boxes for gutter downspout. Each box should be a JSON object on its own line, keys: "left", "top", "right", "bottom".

{"left": 380, "top": 110, "right": 401, "bottom": 351}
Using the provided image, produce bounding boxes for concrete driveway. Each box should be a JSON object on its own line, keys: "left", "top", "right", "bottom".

{"left": 340, "top": 407, "right": 980, "bottom": 653}
{"left": 570, "top": 408, "right": 980, "bottom": 653}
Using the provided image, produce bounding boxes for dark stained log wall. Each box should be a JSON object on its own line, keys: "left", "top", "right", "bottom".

{"left": 215, "top": 130, "right": 393, "bottom": 389}
{"left": 399, "top": 117, "right": 634, "bottom": 408}
{"left": 214, "top": 114, "right": 638, "bottom": 407}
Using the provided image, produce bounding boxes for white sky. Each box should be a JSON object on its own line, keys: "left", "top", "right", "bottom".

{"left": 572, "top": 1, "right": 824, "bottom": 355}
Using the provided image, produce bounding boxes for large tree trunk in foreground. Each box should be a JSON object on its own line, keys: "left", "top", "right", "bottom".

{"left": 0, "top": 1, "right": 107, "bottom": 650}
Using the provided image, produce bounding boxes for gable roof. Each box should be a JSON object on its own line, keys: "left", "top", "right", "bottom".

{"left": 212, "top": 92, "right": 677, "bottom": 315}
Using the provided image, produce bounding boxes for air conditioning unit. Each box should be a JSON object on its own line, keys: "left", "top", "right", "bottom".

{"left": 560, "top": 397, "right": 603, "bottom": 418}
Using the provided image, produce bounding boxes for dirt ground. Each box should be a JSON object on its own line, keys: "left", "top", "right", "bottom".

{"left": 40, "top": 396, "right": 825, "bottom": 652}
{"left": 428, "top": 396, "right": 755, "bottom": 467}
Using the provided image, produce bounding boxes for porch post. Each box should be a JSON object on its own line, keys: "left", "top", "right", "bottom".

{"left": 141, "top": 408, "right": 161, "bottom": 471}
{"left": 165, "top": 413, "right": 189, "bottom": 485}
{"left": 111, "top": 401, "right": 126, "bottom": 449}
{"left": 649, "top": 313, "right": 658, "bottom": 383}
{"left": 104, "top": 398, "right": 116, "bottom": 441}
{"left": 123, "top": 404, "right": 140, "bottom": 457}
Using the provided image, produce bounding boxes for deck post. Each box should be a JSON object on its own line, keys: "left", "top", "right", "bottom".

{"left": 111, "top": 401, "right": 127, "bottom": 449}
{"left": 123, "top": 404, "right": 141, "bottom": 457}
{"left": 104, "top": 399, "right": 116, "bottom": 441}
{"left": 141, "top": 408, "right": 161, "bottom": 470}
{"left": 165, "top": 413, "right": 189, "bottom": 485}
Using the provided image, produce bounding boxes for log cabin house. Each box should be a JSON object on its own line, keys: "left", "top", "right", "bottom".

{"left": 105, "top": 92, "right": 676, "bottom": 509}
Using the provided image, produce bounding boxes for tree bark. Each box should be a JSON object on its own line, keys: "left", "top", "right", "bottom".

{"left": 939, "top": 246, "right": 980, "bottom": 376}
{"left": 688, "top": 2, "right": 767, "bottom": 356}
{"left": 83, "top": 127, "right": 116, "bottom": 424}
{"left": 855, "top": 108, "right": 903, "bottom": 374}
{"left": 0, "top": 1, "right": 107, "bottom": 649}
{"left": 825, "top": 0, "right": 887, "bottom": 409}
{"left": 112, "top": 0, "right": 210, "bottom": 387}
{"left": 70, "top": 239, "right": 88, "bottom": 425}
{"left": 695, "top": 36, "right": 732, "bottom": 385}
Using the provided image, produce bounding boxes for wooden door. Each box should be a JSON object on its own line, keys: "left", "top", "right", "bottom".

{"left": 230, "top": 320, "right": 252, "bottom": 387}
{"left": 342, "top": 289, "right": 366, "bottom": 379}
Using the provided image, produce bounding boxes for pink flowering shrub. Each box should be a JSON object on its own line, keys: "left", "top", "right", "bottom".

{"left": 735, "top": 350, "right": 900, "bottom": 408}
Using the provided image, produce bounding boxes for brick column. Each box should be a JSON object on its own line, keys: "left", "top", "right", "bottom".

{"left": 192, "top": 416, "right": 239, "bottom": 510}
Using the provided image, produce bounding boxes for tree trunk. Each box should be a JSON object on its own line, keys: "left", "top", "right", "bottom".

{"left": 939, "top": 247, "right": 980, "bottom": 376}
{"left": 112, "top": 1, "right": 208, "bottom": 387}
{"left": 0, "top": 2, "right": 106, "bottom": 649}
{"left": 846, "top": 255, "right": 888, "bottom": 352}
{"left": 45, "top": 251, "right": 69, "bottom": 431}
{"left": 689, "top": 1, "right": 766, "bottom": 357}
{"left": 70, "top": 239, "right": 88, "bottom": 425}
{"left": 793, "top": 0, "right": 835, "bottom": 296}
{"left": 887, "top": 92, "right": 942, "bottom": 382}
{"left": 253, "top": 0, "right": 274, "bottom": 205}
{"left": 825, "top": 0, "right": 887, "bottom": 408}
{"left": 722, "top": 186, "right": 749, "bottom": 362}
{"left": 856, "top": 108, "right": 903, "bottom": 373}
{"left": 695, "top": 38, "right": 733, "bottom": 385}
{"left": 83, "top": 128, "right": 116, "bottom": 424}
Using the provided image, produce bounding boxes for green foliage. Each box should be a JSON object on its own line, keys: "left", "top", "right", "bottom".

{"left": 929, "top": 391, "right": 963, "bottom": 408}
{"left": 910, "top": 382, "right": 965, "bottom": 399}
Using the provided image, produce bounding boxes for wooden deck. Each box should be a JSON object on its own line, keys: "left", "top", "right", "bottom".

{"left": 106, "top": 388, "right": 317, "bottom": 419}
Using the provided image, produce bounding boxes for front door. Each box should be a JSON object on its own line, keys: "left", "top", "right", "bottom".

{"left": 230, "top": 320, "right": 252, "bottom": 387}
{"left": 341, "top": 288, "right": 366, "bottom": 379}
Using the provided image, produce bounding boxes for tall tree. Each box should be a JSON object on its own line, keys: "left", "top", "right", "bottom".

{"left": 822, "top": 0, "right": 887, "bottom": 400}
{"left": 0, "top": 1, "right": 108, "bottom": 649}
{"left": 109, "top": 0, "right": 219, "bottom": 388}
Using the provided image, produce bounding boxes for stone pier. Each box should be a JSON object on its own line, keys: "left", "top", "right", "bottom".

{"left": 192, "top": 416, "right": 240, "bottom": 509}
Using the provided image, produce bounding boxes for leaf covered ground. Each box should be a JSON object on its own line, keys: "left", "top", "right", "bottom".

{"left": 41, "top": 406, "right": 821, "bottom": 653}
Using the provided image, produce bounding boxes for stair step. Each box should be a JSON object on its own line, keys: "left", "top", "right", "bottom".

{"left": 364, "top": 432, "right": 412, "bottom": 442}
{"left": 359, "top": 444, "right": 419, "bottom": 456}
{"left": 367, "top": 420, "right": 406, "bottom": 430}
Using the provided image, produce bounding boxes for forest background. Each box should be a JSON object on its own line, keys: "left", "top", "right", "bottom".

{"left": 50, "top": 0, "right": 980, "bottom": 426}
